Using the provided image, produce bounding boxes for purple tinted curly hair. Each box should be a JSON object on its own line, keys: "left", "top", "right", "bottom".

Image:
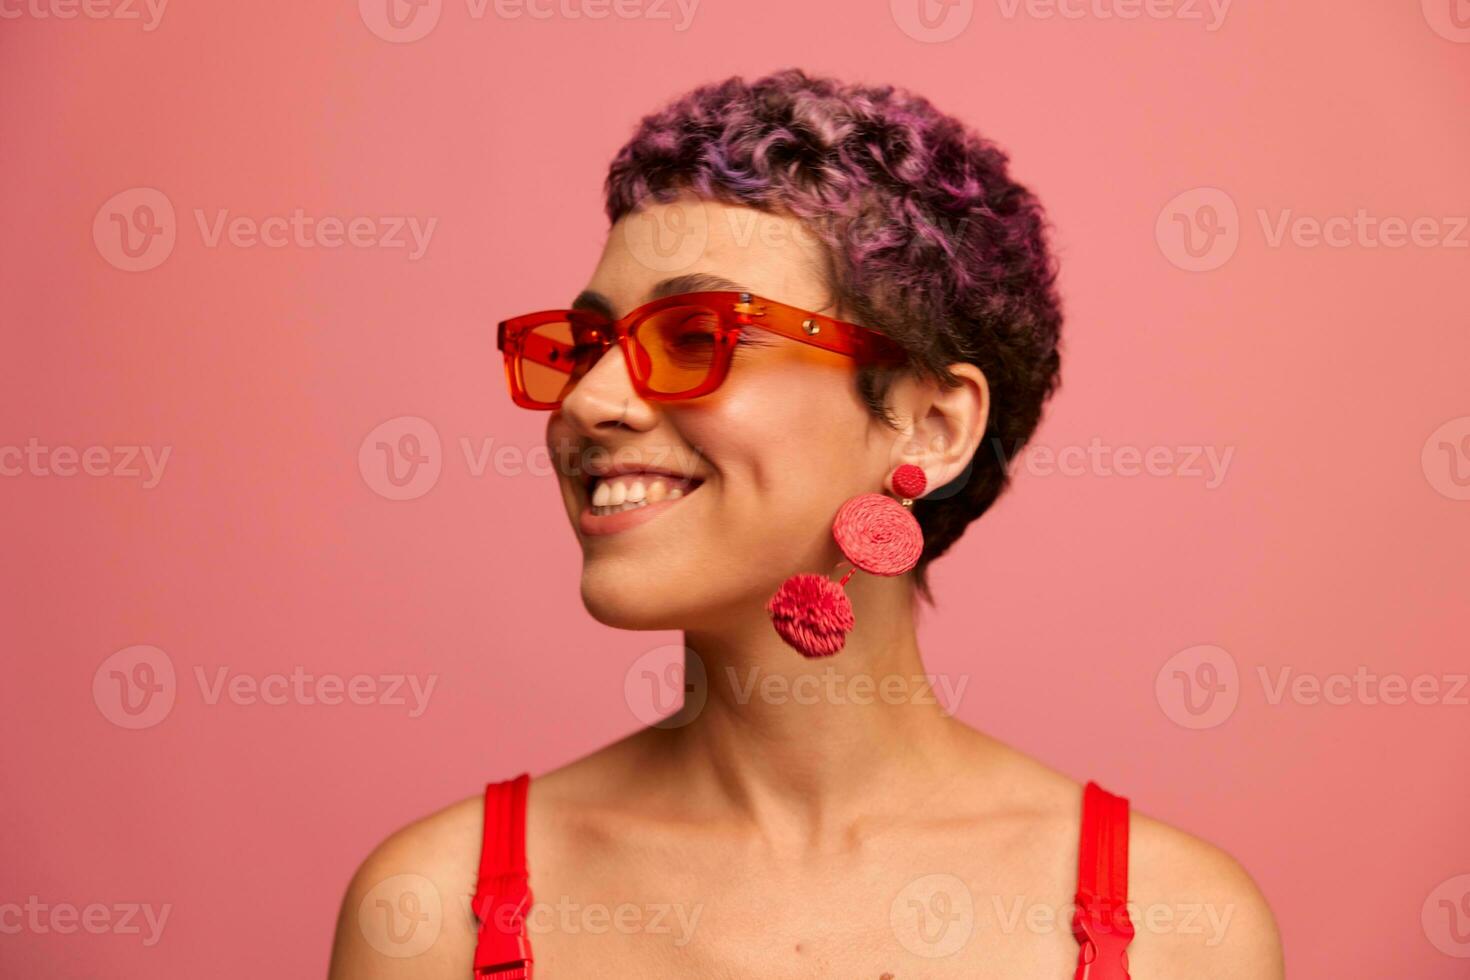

{"left": 604, "top": 68, "right": 1063, "bottom": 602}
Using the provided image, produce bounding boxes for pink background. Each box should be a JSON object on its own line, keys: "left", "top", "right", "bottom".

{"left": 2, "top": 0, "right": 1468, "bottom": 976}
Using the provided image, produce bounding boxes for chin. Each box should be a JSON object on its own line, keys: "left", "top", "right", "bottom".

{"left": 578, "top": 572, "right": 686, "bottom": 631}
{"left": 578, "top": 560, "right": 756, "bottom": 633}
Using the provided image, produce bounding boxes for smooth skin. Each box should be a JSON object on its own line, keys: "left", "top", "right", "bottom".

{"left": 329, "top": 196, "right": 1285, "bottom": 979}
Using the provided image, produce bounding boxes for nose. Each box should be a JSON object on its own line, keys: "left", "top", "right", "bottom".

{"left": 557, "top": 340, "right": 655, "bottom": 433}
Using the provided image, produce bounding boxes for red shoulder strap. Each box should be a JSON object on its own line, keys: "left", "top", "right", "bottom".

{"left": 1072, "top": 781, "right": 1134, "bottom": 980}
{"left": 472, "top": 774, "right": 534, "bottom": 978}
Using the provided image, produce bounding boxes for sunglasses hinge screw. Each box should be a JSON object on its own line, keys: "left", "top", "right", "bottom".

{"left": 733, "top": 292, "right": 766, "bottom": 317}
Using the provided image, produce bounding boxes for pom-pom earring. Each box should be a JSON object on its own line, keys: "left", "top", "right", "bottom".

{"left": 766, "top": 463, "right": 927, "bottom": 658}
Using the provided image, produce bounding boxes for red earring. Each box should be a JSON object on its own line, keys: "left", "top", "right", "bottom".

{"left": 766, "top": 463, "right": 927, "bottom": 658}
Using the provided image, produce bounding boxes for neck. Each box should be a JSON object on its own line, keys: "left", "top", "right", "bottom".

{"left": 655, "top": 572, "right": 967, "bottom": 845}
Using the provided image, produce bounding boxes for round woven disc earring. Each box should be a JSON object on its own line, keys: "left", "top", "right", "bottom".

{"left": 766, "top": 463, "right": 927, "bottom": 658}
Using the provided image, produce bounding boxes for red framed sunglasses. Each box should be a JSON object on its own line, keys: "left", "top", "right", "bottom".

{"left": 495, "top": 290, "right": 909, "bottom": 410}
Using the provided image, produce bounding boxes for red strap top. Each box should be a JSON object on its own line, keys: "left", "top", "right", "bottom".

{"left": 470, "top": 775, "right": 1132, "bottom": 979}
{"left": 1073, "top": 781, "right": 1134, "bottom": 979}
{"left": 471, "top": 774, "right": 532, "bottom": 978}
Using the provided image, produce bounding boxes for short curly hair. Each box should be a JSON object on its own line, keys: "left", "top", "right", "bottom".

{"left": 604, "top": 68, "right": 1064, "bottom": 602}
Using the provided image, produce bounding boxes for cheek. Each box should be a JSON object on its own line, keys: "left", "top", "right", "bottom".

{"left": 682, "top": 368, "right": 873, "bottom": 516}
{"left": 544, "top": 417, "right": 578, "bottom": 495}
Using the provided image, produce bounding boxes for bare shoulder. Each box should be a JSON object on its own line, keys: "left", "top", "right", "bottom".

{"left": 1125, "top": 806, "right": 1285, "bottom": 979}
{"left": 326, "top": 735, "right": 643, "bottom": 980}
{"left": 327, "top": 791, "right": 485, "bottom": 980}
{"left": 951, "top": 730, "right": 1283, "bottom": 977}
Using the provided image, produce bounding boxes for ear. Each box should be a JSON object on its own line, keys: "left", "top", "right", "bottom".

{"left": 888, "top": 363, "right": 990, "bottom": 493}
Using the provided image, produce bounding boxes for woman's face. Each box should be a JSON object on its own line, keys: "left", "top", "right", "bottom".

{"left": 546, "top": 194, "right": 912, "bottom": 631}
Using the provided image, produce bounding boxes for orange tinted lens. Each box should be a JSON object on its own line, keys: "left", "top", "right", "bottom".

{"left": 519, "top": 320, "right": 601, "bottom": 405}
{"left": 633, "top": 305, "right": 725, "bottom": 395}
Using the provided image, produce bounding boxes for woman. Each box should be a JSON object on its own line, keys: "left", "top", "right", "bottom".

{"left": 330, "top": 69, "right": 1283, "bottom": 978}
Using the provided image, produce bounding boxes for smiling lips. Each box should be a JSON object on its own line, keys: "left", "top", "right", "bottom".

{"left": 578, "top": 470, "right": 704, "bottom": 536}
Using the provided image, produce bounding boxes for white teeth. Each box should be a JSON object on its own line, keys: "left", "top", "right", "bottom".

{"left": 593, "top": 499, "right": 649, "bottom": 516}
{"left": 588, "top": 474, "right": 700, "bottom": 517}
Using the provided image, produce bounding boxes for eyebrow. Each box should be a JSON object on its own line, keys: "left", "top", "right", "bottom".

{"left": 570, "top": 273, "right": 752, "bottom": 317}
